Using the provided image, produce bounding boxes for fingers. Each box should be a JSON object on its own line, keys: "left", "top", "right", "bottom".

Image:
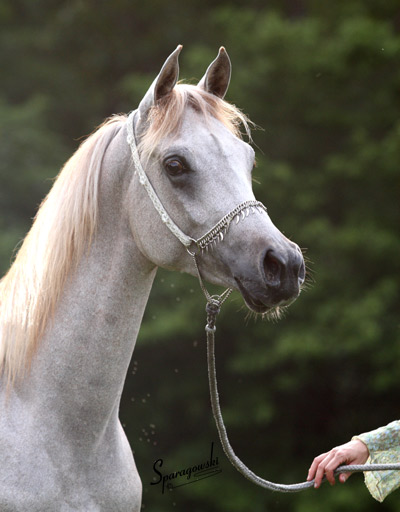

{"left": 339, "top": 472, "right": 352, "bottom": 484}
{"left": 307, "top": 445, "right": 356, "bottom": 488}
{"left": 307, "top": 452, "right": 328, "bottom": 485}
{"left": 307, "top": 439, "right": 370, "bottom": 489}
{"left": 313, "top": 451, "right": 339, "bottom": 487}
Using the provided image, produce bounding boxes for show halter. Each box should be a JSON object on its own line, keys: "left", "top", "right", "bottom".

{"left": 127, "top": 111, "right": 400, "bottom": 492}
{"left": 126, "top": 111, "right": 268, "bottom": 256}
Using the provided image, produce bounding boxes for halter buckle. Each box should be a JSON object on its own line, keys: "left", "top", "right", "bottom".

{"left": 186, "top": 239, "right": 201, "bottom": 257}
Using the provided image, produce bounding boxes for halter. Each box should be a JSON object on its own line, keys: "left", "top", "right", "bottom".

{"left": 126, "top": 110, "right": 267, "bottom": 302}
{"left": 126, "top": 111, "right": 400, "bottom": 492}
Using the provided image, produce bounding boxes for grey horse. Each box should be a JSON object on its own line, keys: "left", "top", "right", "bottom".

{"left": 0, "top": 46, "right": 304, "bottom": 511}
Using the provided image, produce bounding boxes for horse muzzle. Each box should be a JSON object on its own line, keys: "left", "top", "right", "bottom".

{"left": 233, "top": 243, "right": 305, "bottom": 314}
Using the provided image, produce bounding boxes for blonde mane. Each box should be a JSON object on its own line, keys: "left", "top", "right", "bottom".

{"left": 0, "top": 84, "right": 252, "bottom": 386}
{"left": 139, "top": 83, "right": 253, "bottom": 160}
{"left": 0, "top": 115, "right": 126, "bottom": 386}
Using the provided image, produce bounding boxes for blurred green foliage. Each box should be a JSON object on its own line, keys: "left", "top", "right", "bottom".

{"left": 1, "top": 1, "right": 399, "bottom": 510}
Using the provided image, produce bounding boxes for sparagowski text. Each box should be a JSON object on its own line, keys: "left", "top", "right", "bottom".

{"left": 151, "top": 442, "right": 221, "bottom": 494}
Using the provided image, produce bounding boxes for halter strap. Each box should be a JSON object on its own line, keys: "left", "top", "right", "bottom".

{"left": 126, "top": 111, "right": 268, "bottom": 254}
{"left": 126, "top": 111, "right": 194, "bottom": 248}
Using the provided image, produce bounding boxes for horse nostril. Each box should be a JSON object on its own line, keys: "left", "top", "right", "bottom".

{"left": 263, "top": 250, "right": 282, "bottom": 287}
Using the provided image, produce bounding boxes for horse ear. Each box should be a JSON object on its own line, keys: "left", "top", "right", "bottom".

{"left": 138, "top": 45, "right": 182, "bottom": 119}
{"left": 198, "top": 47, "right": 231, "bottom": 99}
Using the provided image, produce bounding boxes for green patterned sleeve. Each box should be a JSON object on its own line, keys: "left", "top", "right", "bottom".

{"left": 352, "top": 420, "right": 400, "bottom": 502}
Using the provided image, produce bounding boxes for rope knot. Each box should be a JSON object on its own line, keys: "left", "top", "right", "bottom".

{"left": 206, "top": 299, "right": 221, "bottom": 331}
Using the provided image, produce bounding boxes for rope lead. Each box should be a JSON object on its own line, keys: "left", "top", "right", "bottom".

{"left": 205, "top": 298, "right": 400, "bottom": 492}
{"left": 206, "top": 300, "right": 221, "bottom": 332}
{"left": 127, "top": 104, "right": 400, "bottom": 492}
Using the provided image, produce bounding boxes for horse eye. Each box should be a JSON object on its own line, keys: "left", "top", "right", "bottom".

{"left": 164, "top": 158, "right": 185, "bottom": 176}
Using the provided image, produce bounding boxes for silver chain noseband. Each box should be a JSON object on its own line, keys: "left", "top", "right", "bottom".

{"left": 127, "top": 111, "right": 400, "bottom": 492}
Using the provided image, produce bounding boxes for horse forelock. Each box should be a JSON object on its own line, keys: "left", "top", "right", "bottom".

{"left": 0, "top": 115, "right": 126, "bottom": 387}
{"left": 139, "top": 83, "right": 253, "bottom": 161}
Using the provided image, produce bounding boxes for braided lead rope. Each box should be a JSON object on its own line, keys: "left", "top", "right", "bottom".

{"left": 205, "top": 302, "right": 400, "bottom": 492}
{"left": 127, "top": 111, "right": 400, "bottom": 492}
{"left": 191, "top": 253, "right": 233, "bottom": 305}
{"left": 127, "top": 112, "right": 400, "bottom": 490}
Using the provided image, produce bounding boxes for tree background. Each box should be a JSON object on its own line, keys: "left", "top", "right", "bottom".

{"left": 1, "top": 1, "right": 399, "bottom": 510}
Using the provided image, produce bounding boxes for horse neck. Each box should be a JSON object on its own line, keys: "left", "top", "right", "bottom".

{"left": 22, "top": 125, "right": 157, "bottom": 442}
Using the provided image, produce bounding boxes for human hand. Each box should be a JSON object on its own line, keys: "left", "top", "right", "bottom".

{"left": 307, "top": 439, "right": 370, "bottom": 488}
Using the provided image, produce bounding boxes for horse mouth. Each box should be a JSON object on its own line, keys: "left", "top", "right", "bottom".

{"left": 235, "top": 278, "right": 275, "bottom": 314}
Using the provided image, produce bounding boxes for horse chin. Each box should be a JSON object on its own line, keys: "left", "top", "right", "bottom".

{"left": 241, "top": 294, "right": 286, "bottom": 321}
{"left": 235, "top": 278, "right": 295, "bottom": 318}
{"left": 242, "top": 296, "right": 271, "bottom": 315}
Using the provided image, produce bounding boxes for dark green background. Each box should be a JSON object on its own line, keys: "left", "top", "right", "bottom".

{"left": 1, "top": 1, "right": 399, "bottom": 510}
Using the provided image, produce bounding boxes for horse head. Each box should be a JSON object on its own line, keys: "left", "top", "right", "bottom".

{"left": 128, "top": 46, "right": 305, "bottom": 315}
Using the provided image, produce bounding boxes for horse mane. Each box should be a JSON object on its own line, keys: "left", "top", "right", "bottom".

{"left": 0, "top": 115, "right": 126, "bottom": 386}
{"left": 139, "top": 83, "right": 253, "bottom": 160}
{"left": 0, "top": 83, "right": 252, "bottom": 387}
